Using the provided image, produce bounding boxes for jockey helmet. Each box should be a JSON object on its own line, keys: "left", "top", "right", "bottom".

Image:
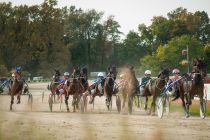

{"left": 172, "top": 68, "right": 180, "bottom": 74}
{"left": 145, "top": 70, "right": 151, "bottom": 75}
{"left": 64, "top": 72, "right": 70, "bottom": 76}
{"left": 97, "top": 72, "right": 104, "bottom": 77}
{"left": 16, "top": 66, "right": 22, "bottom": 73}
{"left": 119, "top": 74, "right": 125, "bottom": 78}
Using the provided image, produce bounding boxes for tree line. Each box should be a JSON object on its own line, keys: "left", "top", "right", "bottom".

{"left": 0, "top": 0, "right": 210, "bottom": 78}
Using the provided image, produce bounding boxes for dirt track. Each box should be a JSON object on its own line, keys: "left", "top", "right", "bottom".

{"left": 0, "top": 82, "right": 210, "bottom": 140}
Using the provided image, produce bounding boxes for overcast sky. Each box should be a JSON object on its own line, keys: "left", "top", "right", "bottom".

{"left": 1, "top": 0, "right": 210, "bottom": 36}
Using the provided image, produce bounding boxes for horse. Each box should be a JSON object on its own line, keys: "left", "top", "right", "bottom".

{"left": 104, "top": 65, "right": 118, "bottom": 110}
{"left": 80, "top": 67, "right": 89, "bottom": 91}
{"left": 120, "top": 66, "right": 139, "bottom": 114}
{"left": 64, "top": 67, "right": 84, "bottom": 112}
{"left": 48, "top": 69, "right": 61, "bottom": 102}
{"left": 173, "top": 58, "right": 207, "bottom": 118}
{"left": 143, "top": 68, "right": 170, "bottom": 115}
{"left": 10, "top": 69, "right": 24, "bottom": 110}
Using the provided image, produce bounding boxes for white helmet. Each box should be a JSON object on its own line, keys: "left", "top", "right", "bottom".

{"left": 172, "top": 69, "right": 180, "bottom": 74}
{"left": 97, "top": 72, "right": 104, "bottom": 77}
{"left": 64, "top": 72, "right": 70, "bottom": 76}
{"left": 145, "top": 70, "right": 151, "bottom": 75}
{"left": 120, "top": 74, "right": 125, "bottom": 78}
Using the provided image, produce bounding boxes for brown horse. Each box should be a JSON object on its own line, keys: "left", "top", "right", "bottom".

{"left": 64, "top": 68, "right": 84, "bottom": 112}
{"left": 10, "top": 69, "right": 24, "bottom": 110}
{"left": 144, "top": 68, "right": 170, "bottom": 115}
{"left": 120, "top": 66, "right": 139, "bottom": 114}
{"left": 173, "top": 58, "right": 207, "bottom": 118}
{"left": 48, "top": 69, "right": 61, "bottom": 102}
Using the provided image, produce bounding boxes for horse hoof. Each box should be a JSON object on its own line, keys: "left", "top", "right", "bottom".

{"left": 201, "top": 116, "right": 205, "bottom": 119}
{"left": 185, "top": 114, "right": 190, "bottom": 118}
{"left": 89, "top": 100, "right": 93, "bottom": 104}
{"left": 151, "top": 112, "right": 155, "bottom": 116}
{"left": 17, "top": 101, "right": 21, "bottom": 104}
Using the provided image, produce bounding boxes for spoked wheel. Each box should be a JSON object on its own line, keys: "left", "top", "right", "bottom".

{"left": 139, "top": 96, "right": 146, "bottom": 110}
{"left": 48, "top": 94, "right": 53, "bottom": 112}
{"left": 42, "top": 92, "right": 44, "bottom": 103}
{"left": 80, "top": 95, "right": 87, "bottom": 113}
{"left": 106, "top": 96, "right": 112, "bottom": 111}
{"left": 110, "top": 97, "right": 113, "bottom": 110}
{"left": 164, "top": 96, "right": 170, "bottom": 116}
{"left": 92, "top": 97, "right": 95, "bottom": 110}
{"left": 128, "top": 96, "right": 133, "bottom": 115}
{"left": 28, "top": 93, "right": 33, "bottom": 110}
{"left": 200, "top": 98, "right": 206, "bottom": 119}
{"left": 116, "top": 95, "right": 121, "bottom": 113}
{"left": 59, "top": 94, "right": 64, "bottom": 111}
{"left": 156, "top": 97, "right": 163, "bottom": 119}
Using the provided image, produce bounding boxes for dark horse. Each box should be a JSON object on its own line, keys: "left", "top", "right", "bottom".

{"left": 80, "top": 67, "right": 89, "bottom": 91}
{"left": 120, "top": 66, "right": 139, "bottom": 114}
{"left": 10, "top": 69, "right": 24, "bottom": 110}
{"left": 64, "top": 67, "right": 84, "bottom": 112}
{"left": 48, "top": 69, "right": 61, "bottom": 102}
{"left": 173, "top": 58, "right": 207, "bottom": 118}
{"left": 104, "top": 65, "right": 118, "bottom": 110}
{"left": 144, "top": 68, "right": 170, "bottom": 115}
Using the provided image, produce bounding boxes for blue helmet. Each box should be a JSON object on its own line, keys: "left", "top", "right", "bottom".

{"left": 16, "top": 66, "right": 22, "bottom": 73}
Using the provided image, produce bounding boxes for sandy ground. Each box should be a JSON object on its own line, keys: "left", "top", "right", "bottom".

{"left": 0, "top": 82, "right": 210, "bottom": 140}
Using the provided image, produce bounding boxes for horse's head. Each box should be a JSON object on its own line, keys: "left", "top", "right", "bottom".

{"left": 192, "top": 58, "right": 207, "bottom": 78}
{"left": 158, "top": 68, "right": 170, "bottom": 82}
{"left": 53, "top": 69, "right": 60, "bottom": 82}
{"left": 79, "top": 67, "right": 88, "bottom": 88}
{"left": 11, "top": 69, "right": 19, "bottom": 80}
{"left": 80, "top": 67, "right": 88, "bottom": 78}
{"left": 107, "top": 65, "right": 117, "bottom": 80}
{"left": 122, "top": 66, "right": 139, "bottom": 91}
{"left": 72, "top": 67, "right": 80, "bottom": 78}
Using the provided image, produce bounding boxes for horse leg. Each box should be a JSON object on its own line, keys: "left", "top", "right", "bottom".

{"left": 89, "top": 94, "right": 95, "bottom": 104}
{"left": 65, "top": 96, "right": 70, "bottom": 112}
{"left": 17, "top": 91, "right": 21, "bottom": 104}
{"left": 143, "top": 85, "right": 150, "bottom": 111}
{"left": 150, "top": 96, "right": 156, "bottom": 116}
{"left": 122, "top": 93, "right": 126, "bottom": 108}
{"left": 199, "top": 94, "right": 205, "bottom": 118}
{"left": 10, "top": 95, "right": 14, "bottom": 110}
{"left": 106, "top": 95, "right": 111, "bottom": 110}
{"left": 144, "top": 96, "right": 148, "bottom": 110}
{"left": 53, "top": 93, "right": 56, "bottom": 103}
{"left": 72, "top": 96, "right": 76, "bottom": 112}
{"left": 181, "top": 94, "right": 189, "bottom": 118}
{"left": 76, "top": 94, "right": 80, "bottom": 110}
